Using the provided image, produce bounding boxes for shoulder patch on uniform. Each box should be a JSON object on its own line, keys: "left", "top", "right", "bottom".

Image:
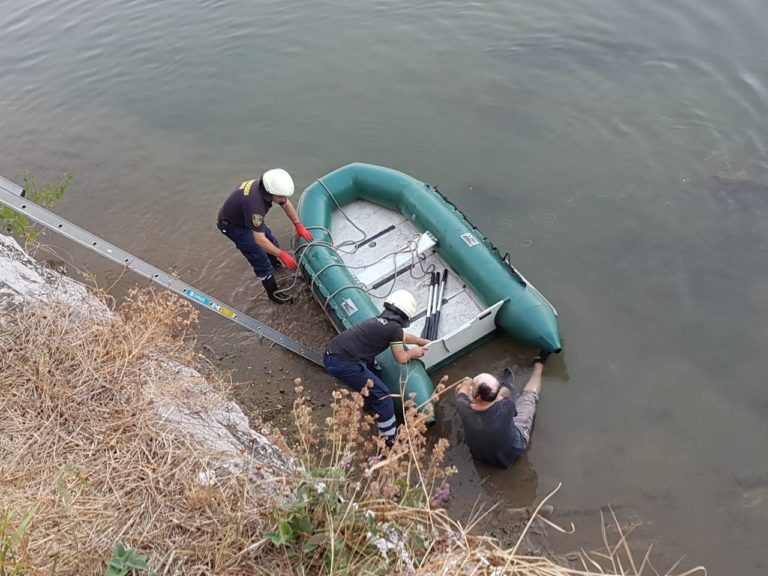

{"left": 251, "top": 213, "right": 264, "bottom": 228}
{"left": 240, "top": 179, "right": 256, "bottom": 196}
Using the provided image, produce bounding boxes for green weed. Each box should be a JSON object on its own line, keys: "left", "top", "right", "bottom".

{"left": 103, "top": 543, "right": 155, "bottom": 576}
{"left": 0, "top": 504, "right": 40, "bottom": 576}
{"left": 0, "top": 173, "right": 70, "bottom": 245}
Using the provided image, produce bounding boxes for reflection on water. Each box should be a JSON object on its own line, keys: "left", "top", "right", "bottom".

{"left": 2, "top": 0, "right": 768, "bottom": 572}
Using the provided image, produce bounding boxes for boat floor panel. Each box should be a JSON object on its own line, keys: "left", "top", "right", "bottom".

{"left": 331, "top": 201, "right": 422, "bottom": 273}
{"left": 332, "top": 200, "right": 488, "bottom": 340}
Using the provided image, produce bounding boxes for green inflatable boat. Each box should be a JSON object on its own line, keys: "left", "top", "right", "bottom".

{"left": 296, "top": 163, "right": 561, "bottom": 411}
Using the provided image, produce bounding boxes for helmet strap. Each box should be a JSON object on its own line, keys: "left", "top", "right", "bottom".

{"left": 381, "top": 303, "right": 409, "bottom": 327}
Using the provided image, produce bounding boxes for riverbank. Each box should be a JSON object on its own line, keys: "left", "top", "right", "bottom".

{"left": 0, "top": 234, "right": 297, "bottom": 573}
{"left": 0, "top": 234, "right": 704, "bottom": 575}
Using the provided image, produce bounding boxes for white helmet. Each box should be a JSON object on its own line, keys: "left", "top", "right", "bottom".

{"left": 384, "top": 290, "right": 417, "bottom": 321}
{"left": 262, "top": 168, "right": 295, "bottom": 197}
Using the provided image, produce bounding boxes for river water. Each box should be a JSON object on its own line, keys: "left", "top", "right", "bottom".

{"left": 2, "top": 0, "right": 767, "bottom": 573}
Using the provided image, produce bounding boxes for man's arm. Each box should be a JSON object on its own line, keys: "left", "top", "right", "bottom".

{"left": 253, "top": 231, "right": 282, "bottom": 257}
{"left": 404, "top": 332, "right": 430, "bottom": 346}
{"left": 390, "top": 342, "right": 426, "bottom": 364}
{"left": 456, "top": 377, "right": 474, "bottom": 398}
{"left": 254, "top": 230, "right": 297, "bottom": 269}
{"left": 281, "top": 199, "right": 314, "bottom": 241}
{"left": 280, "top": 199, "right": 301, "bottom": 225}
{"left": 523, "top": 362, "right": 544, "bottom": 394}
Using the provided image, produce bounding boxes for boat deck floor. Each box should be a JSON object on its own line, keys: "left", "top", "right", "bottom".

{"left": 331, "top": 200, "right": 488, "bottom": 341}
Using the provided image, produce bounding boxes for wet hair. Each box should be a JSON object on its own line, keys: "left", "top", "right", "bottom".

{"left": 381, "top": 302, "right": 410, "bottom": 327}
{"left": 476, "top": 382, "right": 499, "bottom": 402}
{"left": 473, "top": 373, "right": 500, "bottom": 402}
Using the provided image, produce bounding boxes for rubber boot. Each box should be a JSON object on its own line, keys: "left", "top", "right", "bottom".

{"left": 501, "top": 367, "right": 519, "bottom": 396}
{"left": 262, "top": 274, "right": 292, "bottom": 304}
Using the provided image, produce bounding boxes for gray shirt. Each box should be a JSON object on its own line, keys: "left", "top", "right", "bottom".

{"left": 455, "top": 393, "right": 525, "bottom": 468}
{"left": 326, "top": 317, "right": 404, "bottom": 364}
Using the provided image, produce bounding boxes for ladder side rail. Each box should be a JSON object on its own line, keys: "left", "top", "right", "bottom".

{"left": 0, "top": 181, "right": 323, "bottom": 366}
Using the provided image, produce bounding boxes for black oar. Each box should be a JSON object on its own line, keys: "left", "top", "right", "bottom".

{"left": 421, "top": 272, "right": 436, "bottom": 338}
{"left": 429, "top": 271, "right": 440, "bottom": 338}
{"left": 429, "top": 270, "right": 448, "bottom": 340}
{"left": 426, "top": 271, "right": 437, "bottom": 340}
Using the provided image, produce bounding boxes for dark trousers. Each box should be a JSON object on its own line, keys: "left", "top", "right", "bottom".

{"left": 218, "top": 223, "right": 280, "bottom": 279}
{"left": 323, "top": 352, "right": 397, "bottom": 439}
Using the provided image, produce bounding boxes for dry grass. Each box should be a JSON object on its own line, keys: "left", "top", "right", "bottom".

{"left": 0, "top": 288, "right": 297, "bottom": 575}
{"left": 0, "top": 285, "right": 706, "bottom": 576}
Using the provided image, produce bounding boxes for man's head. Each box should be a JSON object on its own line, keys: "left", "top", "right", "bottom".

{"left": 262, "top": 168, "right": 294, "bottom": 205}
{"left": 473, "top": 373, "right": 500, "bottom": 402}
{"left": 383, "top": 290, "right": 417, "bottom": 327}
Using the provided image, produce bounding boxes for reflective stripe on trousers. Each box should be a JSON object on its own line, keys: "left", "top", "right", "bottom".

{"left": 323, "top": 352, "right": 397, "bottom": 438}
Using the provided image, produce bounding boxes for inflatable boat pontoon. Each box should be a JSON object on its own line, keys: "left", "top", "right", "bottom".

{"left": 296, "top": 163, "right": 561, "bottom": 412}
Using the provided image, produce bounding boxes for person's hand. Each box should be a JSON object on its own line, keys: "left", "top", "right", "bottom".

{"left": 295, "top": 222, "right": 313, "bottom": 242}
{"left": 533, "top": 349, "right": 552, "bottom": 365}
{"left": 277, "top": 250, "right": 298, "bottom": 269}
{"left": 410, "top": 346, "right": 426, "bottom": 359}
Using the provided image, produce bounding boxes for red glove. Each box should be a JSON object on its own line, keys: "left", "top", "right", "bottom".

{"left": 277, "top": 250, "right": 298, "bottom": 270}
{"left": 294, "top": 222, "right": 314, "bottom": 242}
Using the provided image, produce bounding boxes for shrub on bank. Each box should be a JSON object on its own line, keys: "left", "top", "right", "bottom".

{"left": 259, "top": 383, "right": 456, "bottom": 573}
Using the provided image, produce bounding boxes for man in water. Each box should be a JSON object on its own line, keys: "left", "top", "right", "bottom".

{"left": 455, "top": 350, "right": 551, "bottom": 468}
{"left": 217, "top": 168, "right": 313, "bottom": 304}
{"left": 323, "top": 290, "right": 431, "bottom": 444}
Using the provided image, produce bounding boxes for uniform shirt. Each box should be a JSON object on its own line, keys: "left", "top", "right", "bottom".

{"left": 326, "top": 317, "right": 404, "bottom": 364}
{"left": 218, "top": 178, "right": 273, "bottom": 232}
{"left": 455, "top": 394, "right": 525, "bottom": 468}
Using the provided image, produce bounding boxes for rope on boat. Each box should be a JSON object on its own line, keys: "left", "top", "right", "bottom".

{"left": 274, "top": 178, "right": 435, "bottom": 313}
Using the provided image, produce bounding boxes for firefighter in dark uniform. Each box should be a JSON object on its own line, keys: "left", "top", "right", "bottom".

{"left": 323, "top": 290, "right": 431, "bottom": 444}
{"left": 217, "top": 169, "right": 313, "bottom": 303}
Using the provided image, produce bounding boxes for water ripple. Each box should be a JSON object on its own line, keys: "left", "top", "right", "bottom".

{"left": 2, "top": 2, "right": 768, "bottom": 575}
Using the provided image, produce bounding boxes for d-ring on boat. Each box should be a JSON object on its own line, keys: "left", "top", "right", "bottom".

{"left": 296, "top": 163, "right": 561, "bottom": 412}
